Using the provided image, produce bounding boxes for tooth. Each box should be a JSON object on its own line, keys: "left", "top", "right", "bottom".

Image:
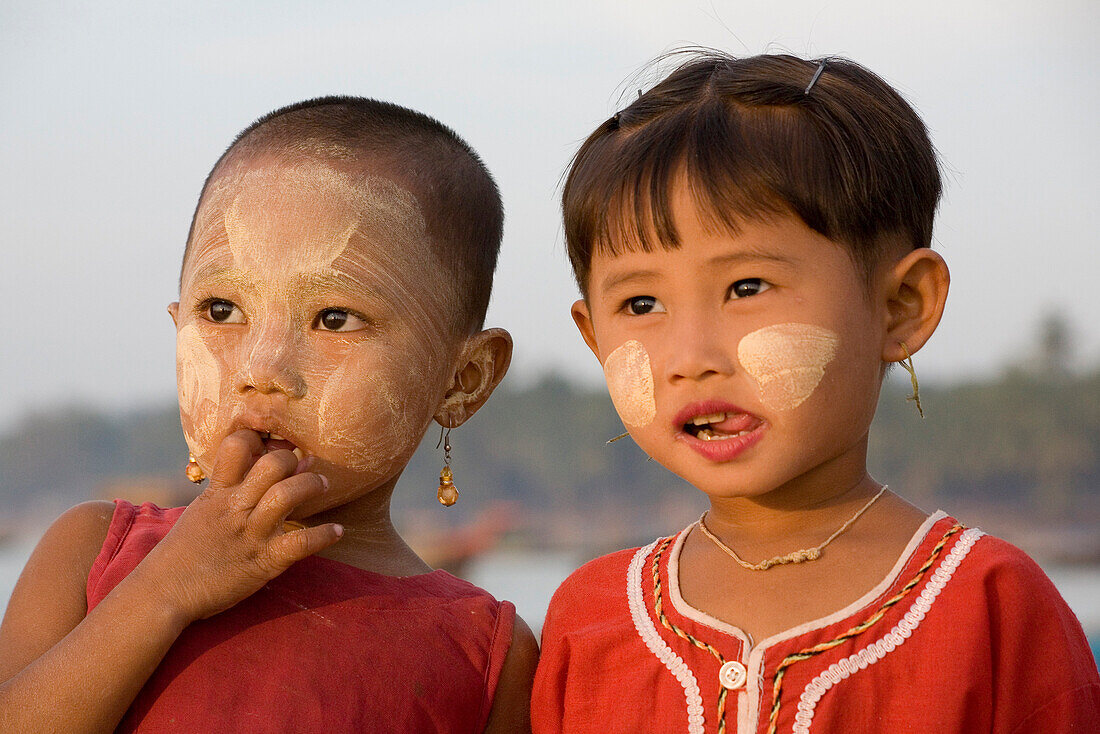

{"left": 292, "top": 447, "right": 305, "bottom": 461}
{"left": 269, "top": 433, "right": 285, "bottom": 441}
{"left": 691, "top": 412, "right": 726, "bottom": 426}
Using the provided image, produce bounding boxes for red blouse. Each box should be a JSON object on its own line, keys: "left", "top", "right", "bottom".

{"left": 533, "top": 512, "right": 1100, "bottom": 733}
{"left": 87, "top": 500, "right": 515, "bottom": 733}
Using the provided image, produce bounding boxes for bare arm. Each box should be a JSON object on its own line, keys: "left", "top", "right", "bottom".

{"left": 0, "top": 430, "right": 342, "bottom": 733}
{"left": 484, "top": 613, "right": 539, "bottom": 734}
{"left": 0, "top": 500, "right": 191, "bottom": 732}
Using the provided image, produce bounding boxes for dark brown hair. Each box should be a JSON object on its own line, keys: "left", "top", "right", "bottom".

{"left": 185, "top": 96, "right": 503, "bottom": 333}
{"left": 563, "top": 52, "right": 942, "bottom": 293}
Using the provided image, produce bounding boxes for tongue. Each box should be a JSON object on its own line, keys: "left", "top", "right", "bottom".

{"left": 711, "top": 414, "right": 756, "bottom": 434}
{"left": 265, "top": 438, "right": 298, "bottom": 452}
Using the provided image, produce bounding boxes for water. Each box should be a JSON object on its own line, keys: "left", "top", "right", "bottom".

{"left": 0, "top": 536, "right": 37, "bottom": 614}
{"left": 2, "top": 541, "right": 1098, "bottom": 664}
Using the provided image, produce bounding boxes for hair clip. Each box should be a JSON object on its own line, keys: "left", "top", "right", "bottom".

{"left": 804, "top": 59, "right": 828, "bottom": 95}
{"left": 609, "top": 111, "right": 621, "bottom": 130}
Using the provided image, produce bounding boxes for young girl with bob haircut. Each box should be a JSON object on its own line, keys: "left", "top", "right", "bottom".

{"left": 533, "top": 52, "right": 1099, "bottom": 733}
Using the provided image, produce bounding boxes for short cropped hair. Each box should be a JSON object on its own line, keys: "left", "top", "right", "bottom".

{"left": 185, "top": 96, "right": 503, "bottom": 333}
{"left": 563, "top": 52, "right": 942, "bottom": 293}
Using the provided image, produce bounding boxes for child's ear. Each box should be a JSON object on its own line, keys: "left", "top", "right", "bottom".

{"left": 571, "top": 299, "right": 602, "bottom": 361}
{"left": 168, "top": 302, "right": 180, "bottom": 327}
{"left": 434, "top": 328, "right": 513, "bottom": 428}
{"left": 881, "top": 248, "right": 950, "bottom": 362}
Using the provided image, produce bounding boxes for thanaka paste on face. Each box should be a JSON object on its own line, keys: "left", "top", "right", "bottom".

{"left": 223, "top": 164, "right": 361, "bottom": 272}
{"left": 604, "top": 339, "right": 657, "bottom": 427}
{"left": 178, "top": 159, "right": 460, "bottom": 480}
{"left": 176, "top": 324, "right": 222, "bottom": 458}
{"left": 737, "top": 323, "right": 840, "bottom": 410}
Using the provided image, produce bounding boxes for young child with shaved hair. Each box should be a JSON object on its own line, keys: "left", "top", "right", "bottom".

{"left": 0, "top": 97, "right": 537, "bottom": 732}
{"left": 532, "top": 52, "right": 1099, "bottom": 733}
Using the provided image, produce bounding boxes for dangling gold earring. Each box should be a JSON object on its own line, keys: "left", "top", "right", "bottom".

{"left": 185, "top": 454, "right": 206, "bottom": 484}
{"left": 436, "top": 427, "right": 458, "bottom": 506}
{"left": 898, "top": 342, "right": 924, "bottom": 418}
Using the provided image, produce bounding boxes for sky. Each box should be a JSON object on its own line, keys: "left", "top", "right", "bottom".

{"left": 0, "top": 0, "right": 1097, "bottom": 431}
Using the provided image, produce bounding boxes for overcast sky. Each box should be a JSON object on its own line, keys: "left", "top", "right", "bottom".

{"left": 1, "top": 0, "right": 1097, "bottom": 431}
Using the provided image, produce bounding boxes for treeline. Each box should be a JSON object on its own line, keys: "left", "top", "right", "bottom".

{"left": 1, "top": 368, "right": 1098, "bottom": 546}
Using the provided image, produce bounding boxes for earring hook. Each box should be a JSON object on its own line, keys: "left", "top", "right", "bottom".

{"left": 899, "top": 342, "right": 924, "bottom": 418}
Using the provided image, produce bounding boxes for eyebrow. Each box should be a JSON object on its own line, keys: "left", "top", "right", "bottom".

{"left": 190, "top": 265, "right": 380, "bottom": 302}
{"left": 187, "top": 264, "right": 258, "bottom": 292}
{"left": 288, "top": 271, "right": 376, "bottom": 300}
{"left": 598, "top": 251, "right": 796, "bottom": 293}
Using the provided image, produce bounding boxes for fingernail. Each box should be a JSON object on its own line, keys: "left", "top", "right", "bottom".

{"left": 333, "top": 524, "right": 344, "bottom": 538}
{"left": 319, "top": 474, "right": 329, "bottom": 491}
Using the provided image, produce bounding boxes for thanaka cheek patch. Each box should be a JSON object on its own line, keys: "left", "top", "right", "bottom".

{"left": 737, "top": 323, "right": 840, "bottom": 410}
{"left": 176, "top": 324, "right": 222, "bottom": 453}
{"left": 604, "top": 340, "right": 656, "bottom": 427}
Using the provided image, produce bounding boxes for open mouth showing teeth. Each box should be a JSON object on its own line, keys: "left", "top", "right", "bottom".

{"left": 258, "top": 432, "right": 305, "bottom": 461}
{"left": 683, "top": 412, "right": 757, "bottom": 442}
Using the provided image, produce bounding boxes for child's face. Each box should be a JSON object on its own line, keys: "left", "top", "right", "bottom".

{"left": 170, "top": 156, "right": 461, "bottom": 515}
{"left": 573, "top": 184, "right": 890, "bottom": 501}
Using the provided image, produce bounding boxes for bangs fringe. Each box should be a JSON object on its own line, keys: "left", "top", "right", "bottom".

{"left": 563, "top": 52, "right": 941, "bottom": 293}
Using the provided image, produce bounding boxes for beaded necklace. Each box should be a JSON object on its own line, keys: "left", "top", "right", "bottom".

{"left": 697, "top": 486, "right": 888, "bottom": 571}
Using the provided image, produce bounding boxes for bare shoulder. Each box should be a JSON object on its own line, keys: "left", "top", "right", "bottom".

{"left": 484, "top": 613, "right": 539, "bottom": 734}
{"left": 0, "top": 500, "right": 116, "bottom": 679}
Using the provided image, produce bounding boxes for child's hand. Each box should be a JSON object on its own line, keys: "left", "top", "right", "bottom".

{"left": 140, "top": 429, "right": 342, "bottom": 623}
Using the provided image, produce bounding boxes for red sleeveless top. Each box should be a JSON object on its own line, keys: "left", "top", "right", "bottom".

{"left": 87, "top": 500, "right": 515, "bottom": 733}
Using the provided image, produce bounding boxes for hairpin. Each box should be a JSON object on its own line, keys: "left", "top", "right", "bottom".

{"left": 805, "top": 59, "right": 828, "bottom": 95}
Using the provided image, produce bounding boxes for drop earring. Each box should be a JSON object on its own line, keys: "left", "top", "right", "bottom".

{"left": 898, "top": 342, "right": 924, "bottom": 418}
{"left": 185, "top": 454, "right": 206, "bottom": 484}
{"left": 436, "top": 427, "right": 458, "bottom": 506}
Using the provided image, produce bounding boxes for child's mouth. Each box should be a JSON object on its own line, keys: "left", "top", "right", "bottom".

{"left": 258, "top": 431, "right": 305, "bottom": 461}
{"left": 674, "top": 403, "right": 767, "bottom": 462}
{"left": 682, "top": 412, "right": 759, "bottom": 441}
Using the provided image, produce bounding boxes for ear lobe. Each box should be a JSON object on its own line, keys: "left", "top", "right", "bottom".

{"left": 571, "top": 299, "right": 602, "bottom": 361}
{"left": 168, "top": 302, "right": 180, "bottom": 327}
{"left": 434, "top": 328, "right": 513, "bottom": 428}
{"left": 882, "top": 248, "right": 950, "bottom": 362}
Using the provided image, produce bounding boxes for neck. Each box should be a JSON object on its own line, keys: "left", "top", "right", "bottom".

{"left": 307, "top": 474, "right": 433, "bottom": 576}
{"left": 703, "top": 437, "right": 881, "bottom": 550}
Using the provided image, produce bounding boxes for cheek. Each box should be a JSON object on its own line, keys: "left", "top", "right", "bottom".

{"left": 737, "top": 323, "right": 840, "bottom": 410}
{"left": 316, "top": 349, "right": 429, "bottom": 472}
{"left": 176, "top": 324, "right": 223, "bottom": 453}
{"left": 603, "top": 340, "right": 657, "bottom": 427}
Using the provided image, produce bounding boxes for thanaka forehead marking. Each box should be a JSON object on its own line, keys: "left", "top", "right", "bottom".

{"left": 737, "top": 323, "right": 839, "bottom": 410}
{"left": 185, "top": 161, "right": 442, "bottom": 319}
{"left": 223, "top": 163, "right": 363, "bottom": 272}
{"left": 604, "top": 340, "right": 656, "bottom": 427}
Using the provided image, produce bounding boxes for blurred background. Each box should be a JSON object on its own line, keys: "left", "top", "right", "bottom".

{"left": 1, "top": 0, "right": 1097, "bottom": 659}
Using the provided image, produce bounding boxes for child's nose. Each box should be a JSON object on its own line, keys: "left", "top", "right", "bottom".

{"left": 663, "top": 316, "right": 736, "bottom": 383}
{"left": 237, "top": 323, "right": 308, "bottom": 399}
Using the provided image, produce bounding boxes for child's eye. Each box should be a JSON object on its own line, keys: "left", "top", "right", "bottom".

{"left": 205, "top": 299, "right": 244, "bottom": 323}
{"left": 314, "top": 308, "right": 369, "bottom": 332}
{"left": 624, "top": 296, "right": 666, "bottom": 316}
{"left": 728, "top": 279, "right": 771, "bottom": 299}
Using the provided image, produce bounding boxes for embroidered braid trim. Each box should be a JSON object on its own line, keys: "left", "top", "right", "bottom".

{"left": 627, "top": 540, "right": 706, "bottom": 734}
{"left": 766, "top": 524, "right": 967, "bottom": 734}
{"left": 790, "top": 528, "right": 983, "bottom": 733}
{"left": 652, "top": 538, "right": 731, "bottom": 734}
